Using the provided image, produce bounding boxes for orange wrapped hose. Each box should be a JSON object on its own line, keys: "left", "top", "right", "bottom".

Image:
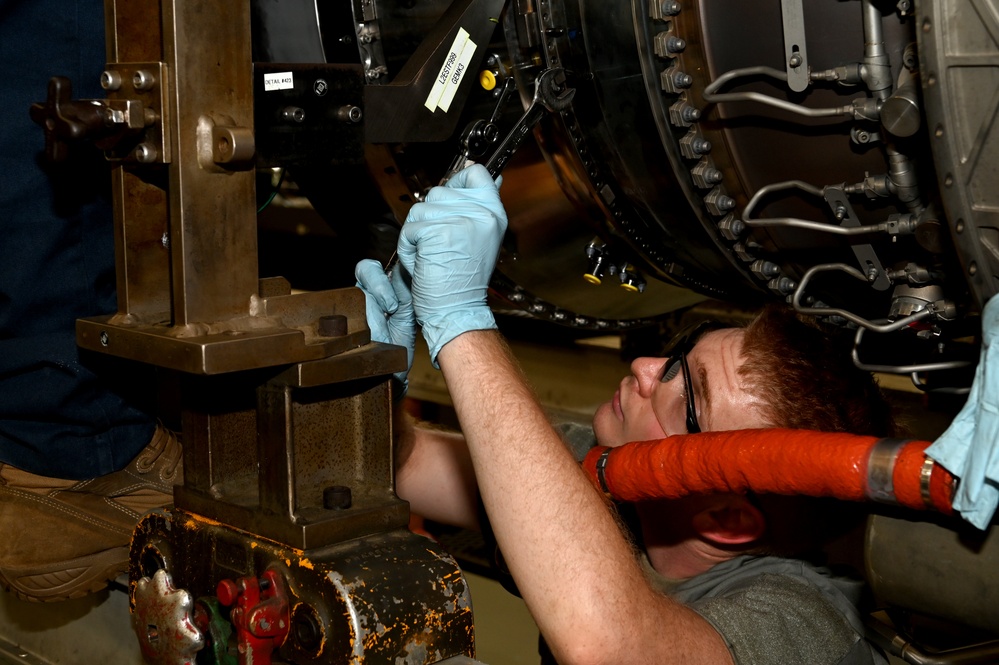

{"left": 581, "top": 429, "right": 954, "bottom": 514}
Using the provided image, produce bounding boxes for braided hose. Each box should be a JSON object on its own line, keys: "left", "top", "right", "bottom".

{"left": 581, "top": 429, "right": 954, "bottom": 514}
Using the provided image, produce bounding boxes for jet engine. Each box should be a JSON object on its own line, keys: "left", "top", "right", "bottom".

{"left": 254, "top": 0, "right": 992, "bottom": 392}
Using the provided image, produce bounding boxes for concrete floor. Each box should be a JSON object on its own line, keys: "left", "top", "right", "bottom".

{"left": 0, "top": 580, "right": 143, "bottom": 664}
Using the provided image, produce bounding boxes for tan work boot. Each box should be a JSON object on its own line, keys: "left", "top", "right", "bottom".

{"left": 0, "top": 423, "right": 181, "bottom": 602}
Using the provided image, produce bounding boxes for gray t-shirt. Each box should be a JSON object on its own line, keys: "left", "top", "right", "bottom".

{"left": 645, "top": 554, "right": 887, "bottom": 665}
{"left": 555, "top": 421, "right": 886, "bottom": 665}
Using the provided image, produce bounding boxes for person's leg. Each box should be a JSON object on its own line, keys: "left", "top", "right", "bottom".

{"left": 0, "top": 426, "right": 181, "bottom": 601}
{"left": 0, "top": 0, "right": 156, "bottom": 478}
{"left": 0, "top": 0, "right": 179, "bottom": 601}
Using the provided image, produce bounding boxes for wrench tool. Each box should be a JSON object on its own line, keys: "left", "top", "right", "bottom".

{"left": 481, "top": 67, "right": 575, "bottom": 177}
{"left": 385, "top": 68, "right": 575, "bottom": 273}
{"left": 439, "top": 67, "right": 575, "bottom": 183}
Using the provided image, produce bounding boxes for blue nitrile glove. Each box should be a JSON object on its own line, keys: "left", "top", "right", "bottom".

{"left": 355, "top": 258, "right": 415, "bottom": 396}
{"left": 396, "top": 163, "right": 508, "bottom": 367}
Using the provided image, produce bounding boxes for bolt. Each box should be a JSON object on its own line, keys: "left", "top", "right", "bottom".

{"left": 666, "top": 36, "right": 686, "bottom": 53}
{"left": 101, "top": 70, "right": 122, "bottom": 91}
{"left": 100, "top": 106, "right": 122, "bottom": 125}
{"left": 867, "top": 267, "right": 879, "bottom": 282}
{"left": 134, "top": 143, "right": 158, "bottom": 163}
{"left": 323, "top": 485, "right": 352, "bottom": 510}
{"left": 834, "top": 206, "right": 847, "bottom": 221}
{"left": 673, "top": 71, "right": 693, "bottom": 88}
{"left": 661, "top": 0, "right": 681, "bottom": 15}
{"left": 681, "top": 105, "right": 700, "bottom": 123}
{"left": 789, "top": 53, "right": 802, "bottom": 68}
{"left": 281, "top": 106, "right": 305, "bottom": 123}
{"left": 753, "top": 260, "right": 780, "bottom": 278}
{"left": 217, "top": 579, "right": 240, "bottom": 606}
{"left": 100, "top": 331, "right": 109, "bottom": 347}
{"left": 293, "top": 607, "right": 322, "bottom": 652}
{"left": 770, "top": 277, "right": 796, "bottom": 294}
{"left": 717, "top": 216, "right": 745, "bottom": 240}
{"left": 318, "top": 314, "right": 348, "bottom": 337}
{"left": 692, "top": 137, "right": 711, "bottom": 154}
{"left": 132, "top": 70, "right": 156, "bottom": 91}
{"left": 336, "top": 105, "right": 363, "bottom": 123}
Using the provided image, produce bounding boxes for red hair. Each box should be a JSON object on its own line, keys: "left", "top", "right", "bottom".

{"left": 738, "top": 304, "right": 900, "bottom": 438}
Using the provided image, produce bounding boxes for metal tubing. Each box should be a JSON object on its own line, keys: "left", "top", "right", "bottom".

{"left": 743, "top": 180, "right": 891, "bottom": 236}
{"left": 703, "top": 66, "right": 855, "bottom": 118}
{"left": 791, "top": 263, "right": 934, "bottom": 332}
{"left": 851, "top": 326, "right": 973, "bottom": 374}
{"left": 861, "top": 0, "right": 892, "bottom": 99}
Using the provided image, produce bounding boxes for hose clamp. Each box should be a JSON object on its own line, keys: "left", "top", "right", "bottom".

{"left": 919, "top": 455, "right": 936, "bottom": 509}
{"left": 866, "top": 438, "right": 909, "bottom": 504}
{"left": 595, "top": 448, "right": 612, "bottom": 496}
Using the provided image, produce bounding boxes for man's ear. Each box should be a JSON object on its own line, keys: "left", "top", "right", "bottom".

{"left": 690, "top": 495, "right": 766, "bottom": 546}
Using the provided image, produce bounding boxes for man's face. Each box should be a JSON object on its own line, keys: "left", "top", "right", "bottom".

{"left": 592, "top": 328, "right": 770, "bottom": 447}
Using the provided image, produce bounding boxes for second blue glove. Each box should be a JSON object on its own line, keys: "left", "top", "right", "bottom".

{"left": 355, "top": 258, "right": 415, "bottom": 395}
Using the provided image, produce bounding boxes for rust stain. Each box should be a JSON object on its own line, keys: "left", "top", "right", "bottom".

{"left": 179, "top": 512, "right": 230, "bottom": 529}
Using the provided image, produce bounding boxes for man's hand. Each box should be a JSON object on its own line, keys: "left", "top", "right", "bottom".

{"left": 355, "top": 259, "right": 415, "bottom": 395}
{"left": 396, "top": 164, "right": 508, "bottom": 367}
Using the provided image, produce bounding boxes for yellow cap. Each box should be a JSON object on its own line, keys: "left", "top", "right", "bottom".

{"left": 620, "top": 282, "right": 639, "bottom": 293}
{"left": 583, "top": 273, "right": 602, "bottom": 285}
{"left": 480, "top": 70, "right": 497, "bottom": 91}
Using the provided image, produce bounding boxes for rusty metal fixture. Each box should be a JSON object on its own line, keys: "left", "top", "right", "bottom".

{"left": 217, "top": 569, "right": 291, "bottom": 664}
{"left": 130, "top": 511, "right": 476, "bottom": 665}
{"left": 67, "top": 2, "right": 482, "bottom": 663}
{"left": 132, "top": 568, "right": 205, "bottom": 664}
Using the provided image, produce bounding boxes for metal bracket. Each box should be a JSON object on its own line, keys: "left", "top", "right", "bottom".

{"left": 363, "top": 0, "right": 509, "bottom": 142}
{"left": 824, "top": 185, "right": 891, "bottom": 291}
{"left": 780, "top": 0, "right": 809, "bottom": 92}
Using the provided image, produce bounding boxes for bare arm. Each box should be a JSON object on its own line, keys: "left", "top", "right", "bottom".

{"left": 437, "top": 330, "right": 734, "bottom": 665}
{"left": 394, "top": 408, "right": 481, "bottom": 531}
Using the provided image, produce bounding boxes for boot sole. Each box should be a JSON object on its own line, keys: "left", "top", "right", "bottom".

{"left": 0, "top": 546, "right": 128, "bottom": 602}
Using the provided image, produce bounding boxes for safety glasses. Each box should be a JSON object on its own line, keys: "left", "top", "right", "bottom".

{"left": 659, "top": 321, "right": 724, "bottom": 434}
